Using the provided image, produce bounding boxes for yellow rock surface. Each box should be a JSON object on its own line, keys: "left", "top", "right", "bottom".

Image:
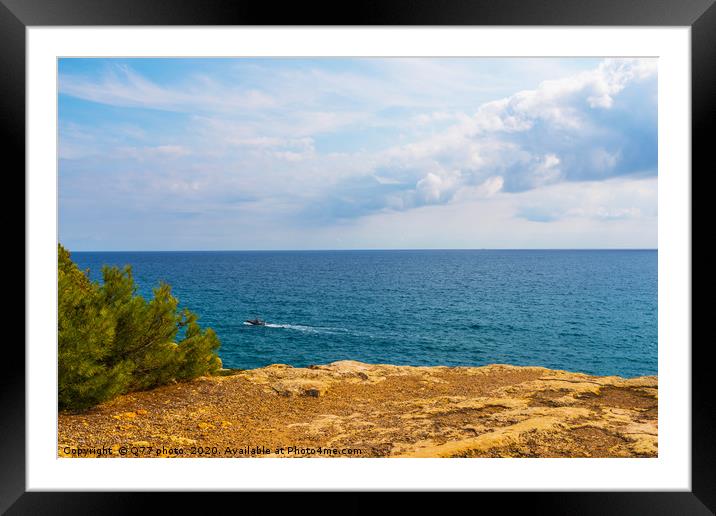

{"left": 58, "top": 361, "right": 657, "bottom": 458}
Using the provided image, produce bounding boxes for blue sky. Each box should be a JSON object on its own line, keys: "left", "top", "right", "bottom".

{"left": 58, "top": 58, "right": 657, "bottom": 250}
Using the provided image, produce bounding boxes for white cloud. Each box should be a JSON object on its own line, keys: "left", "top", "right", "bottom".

{"left": 60, "top": 65, "right": 277, "bottom": 113}
{"left": 474, "top": 58, "right": 657, "bottom": 132}
{"left": 416, "top": 169, "right": 462, "bottom": 204}
{"left": 531, "top": 153, "right": 562, "bottom": 187}
{"left": 515, "top": 175, "right": 657, "bottom": 223}
{"left": 453, "top": 176, "right": 505, "bottom": 202}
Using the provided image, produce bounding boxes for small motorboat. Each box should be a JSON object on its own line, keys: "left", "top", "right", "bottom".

{"left": 245, "top": 318, "right": 266, "bottom": 326}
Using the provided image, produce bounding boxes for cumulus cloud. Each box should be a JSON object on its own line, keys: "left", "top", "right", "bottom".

{"left": 416, "top": 169, "right": 461, "bottom": 204}
{"left": 367, "top": 57, "right": 655, "bottom": 201}
{"left": 473, "top": 58, "right": 656, "bottom": 131}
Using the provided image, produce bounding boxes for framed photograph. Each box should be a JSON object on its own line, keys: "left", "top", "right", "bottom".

{"left": 7, "top": 0, "right": 711, "bottom": 511}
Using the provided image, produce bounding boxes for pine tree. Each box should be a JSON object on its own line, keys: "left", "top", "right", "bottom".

{"left": 58, "top": 244, "right": 222, "bottom": 411}
{"left": 58, "top": 246, "right": 131, "bottom": 410}
{"left": 175, "top": 309, "right": 222, "bottom": 381}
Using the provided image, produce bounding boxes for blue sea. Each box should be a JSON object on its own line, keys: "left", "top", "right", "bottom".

{"left": 72, "top": 250, "right": 657, "bottom": 378}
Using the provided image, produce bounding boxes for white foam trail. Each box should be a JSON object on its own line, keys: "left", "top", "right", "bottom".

{"left": 266, "top": 323, "right": 311, "bottom": 330}
{"left": 242, "top": 322, "right": 321, "bottom": 332}
{"left": 244, "top": 321, "right": 359, "bottom": 335}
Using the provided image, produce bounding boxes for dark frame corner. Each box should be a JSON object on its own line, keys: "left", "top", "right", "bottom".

{"left": 5, "top": 0, "right": 712, "bottom": 513}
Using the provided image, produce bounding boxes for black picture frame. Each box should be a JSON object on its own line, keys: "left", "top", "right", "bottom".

{"left": 4, "top": 0, "right": 711, "bottom": 512}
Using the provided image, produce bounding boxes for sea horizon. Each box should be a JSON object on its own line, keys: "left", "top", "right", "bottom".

{"left": 68, "top": 247, "right": 658, "bottom": 253}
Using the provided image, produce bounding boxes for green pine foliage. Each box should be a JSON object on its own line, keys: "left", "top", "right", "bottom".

{"left": 58, "top": 244, "right": 221, "bottom": 411}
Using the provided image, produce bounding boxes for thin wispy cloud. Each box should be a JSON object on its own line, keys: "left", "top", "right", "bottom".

{"left": 60, "top": 64, "right": 277, "bottom": 113}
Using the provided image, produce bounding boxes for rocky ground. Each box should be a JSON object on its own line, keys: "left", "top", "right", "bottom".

{"left": 58, "top": 360, "right": 657, "bottom": 458}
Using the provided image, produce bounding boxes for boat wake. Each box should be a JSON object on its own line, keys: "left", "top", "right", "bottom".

{"left": 242, "top": 321, "right": 323, "bottom": 332}
{"left": 243, "top": 321, "right": 352, "bottom": 335}
{"left": 265, "top": 323, "right": 321, "bottom": 332}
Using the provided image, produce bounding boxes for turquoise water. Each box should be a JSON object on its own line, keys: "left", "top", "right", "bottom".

{"left": 72, "top": 250, "right": 657, "bottom": 377}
